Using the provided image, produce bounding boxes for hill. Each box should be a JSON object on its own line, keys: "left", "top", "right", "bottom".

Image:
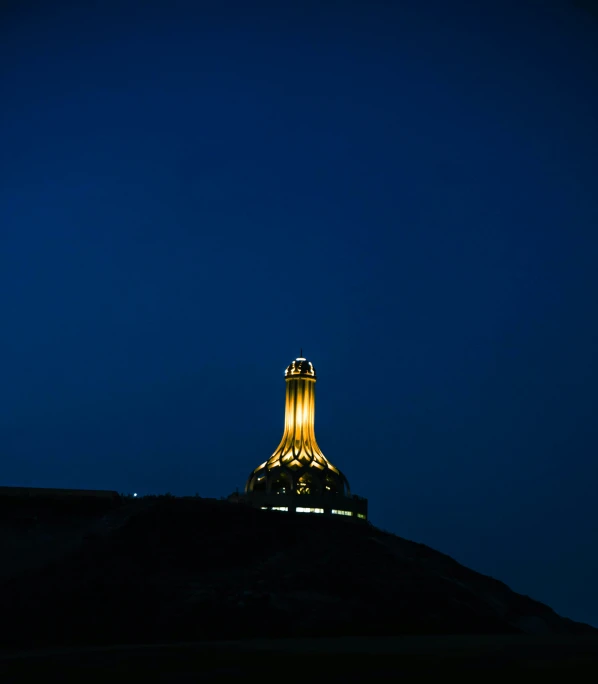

{"left": 0, "top": 494, "right": 594, "bottom": 650}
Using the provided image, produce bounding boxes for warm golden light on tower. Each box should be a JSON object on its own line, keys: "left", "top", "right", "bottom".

{"left": 237, "top": 355, "right": 367, "bottom": 520}
{"left": 246, "top": 356, "right": 349, "bottom": 497}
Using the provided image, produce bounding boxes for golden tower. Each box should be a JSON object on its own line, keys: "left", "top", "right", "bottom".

{"left": 243, "top": 355, "right": 367, "bottom": 520}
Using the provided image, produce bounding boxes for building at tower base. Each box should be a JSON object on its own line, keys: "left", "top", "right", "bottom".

{"left": 230, "top": 490, "right": 368, "bottom": 520}
{"left": 233, "top": 356, "right": 368, "bottom": 522}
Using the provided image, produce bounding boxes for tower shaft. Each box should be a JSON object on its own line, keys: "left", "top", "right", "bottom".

{"left": 268, "top": 376, "right": 336, "bottom": 473}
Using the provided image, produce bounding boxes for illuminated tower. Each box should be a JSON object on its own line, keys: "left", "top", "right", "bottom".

{"left": 242, "top": 355, "right": 367, "bottom": 520}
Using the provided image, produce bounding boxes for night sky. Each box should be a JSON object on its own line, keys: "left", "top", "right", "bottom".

{"left": 2, "top": 1, "right": 597, "bottom": 627}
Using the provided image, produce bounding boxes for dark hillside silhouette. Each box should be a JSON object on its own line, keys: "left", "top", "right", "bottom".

{"left": 0, "top": 494, "right": 594, "bottom": 650}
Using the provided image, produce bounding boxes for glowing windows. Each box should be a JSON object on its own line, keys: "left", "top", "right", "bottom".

{"left": 272, "top": 472, "right": 292, "bottom": 494}
{"left": 324, "top": 474, "right": 341, "bottom": 495}
{"left": 357, "top": 513, "right": 366, "bottom": 520}
{"left": 252, "top": 474, "right": 267, "bottom": 493}
{"left": 332, "top": 509, "right": 352, "bottom": 516}
{"left": 296, "top": 507, "right": 324, "bottom": 514}
{"left": 272, "top": 506, "right": 288, "bottom": 511}
{"left": 297, "top": 472, "right": 319, "bottom": 495}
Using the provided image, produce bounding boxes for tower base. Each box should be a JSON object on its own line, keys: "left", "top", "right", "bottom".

{"left": 229, "top": 491, "right": 368, "bottom": 521}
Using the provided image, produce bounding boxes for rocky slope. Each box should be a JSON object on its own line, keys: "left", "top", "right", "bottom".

{"left": 0, "top": 495, "right": 593, "bottom": 648}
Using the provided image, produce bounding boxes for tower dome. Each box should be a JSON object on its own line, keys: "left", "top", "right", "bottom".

{"left": 284, "top": 357, "right": 316, "bottom": 379}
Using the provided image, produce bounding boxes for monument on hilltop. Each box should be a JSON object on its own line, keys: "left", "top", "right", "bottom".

{"left": 236, "top": 354, "right": 368, "bottom": 520}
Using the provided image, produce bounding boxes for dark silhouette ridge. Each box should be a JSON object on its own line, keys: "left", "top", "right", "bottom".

{"left": 0, "top": 494, "right": 594, "bottom": 651}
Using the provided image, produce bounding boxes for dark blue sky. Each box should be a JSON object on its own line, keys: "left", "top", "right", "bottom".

{"left": 2, "top": 0, "right": 597, "bottom": 626}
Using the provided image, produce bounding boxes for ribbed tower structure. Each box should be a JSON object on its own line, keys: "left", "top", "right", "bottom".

{"left": 242, "top": 356, "right": 367, "bottom": 520}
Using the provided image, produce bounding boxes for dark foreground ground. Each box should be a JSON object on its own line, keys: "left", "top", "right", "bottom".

{"left": 1, "top": 492, "right": 596, "bottom": 681}
{"left": 2, "top": 635, "right": 598, "bottom": 681}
